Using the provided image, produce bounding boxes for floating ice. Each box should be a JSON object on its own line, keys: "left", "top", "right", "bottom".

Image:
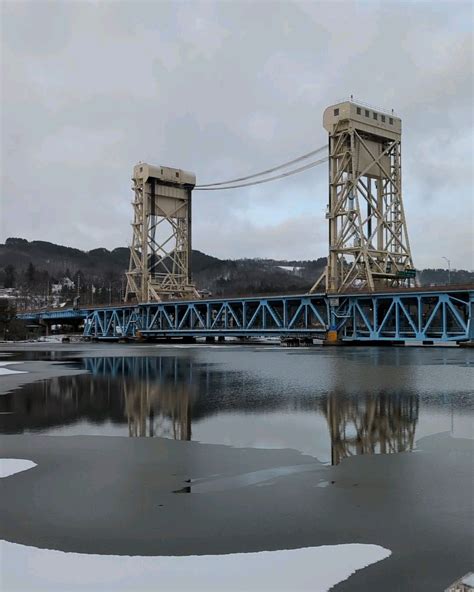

{"left": 0, "top": 459, "right": 37, "bottom": 478}
{"left": 0, "top": 361, "right": 27, "bottom": 376}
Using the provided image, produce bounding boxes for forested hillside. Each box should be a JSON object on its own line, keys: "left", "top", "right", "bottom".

{"left": 0, "top": 238, "right": 325, "bottom": 304}
{"left": 0, "top": 238, "right": 472, "bottom": 308}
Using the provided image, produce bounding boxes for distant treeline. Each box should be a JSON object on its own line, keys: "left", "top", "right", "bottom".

{"left": 0, "top": 238, "right": 472, "bottom": 306}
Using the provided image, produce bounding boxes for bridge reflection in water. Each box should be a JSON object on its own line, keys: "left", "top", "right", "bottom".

{"left": 85, "top": 357, "right": 419, "bottom": 463}
{"left": 0, "top": 355, "right": 419, "bottom": 465}
{"left": 124, "top": 379, "right": 192, "bottom": 440}
{"left": 84, "top": 356, "right": 195, "bottom": 441}
{"left": 321, "top": 392, "right": 418, "bottom": 465}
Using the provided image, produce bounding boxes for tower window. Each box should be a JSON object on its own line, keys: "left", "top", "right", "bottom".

{"left": 175, "top": 172, "right": 179, "bottom": 178}
{"left": 389, "top": 117, "right": 393, "bottom": 124}
{"left": 373, "top": 112, "right": 378, "bottom": 120}
{"left": 356, "top": 107, "right": 361, "bottom": 115}
{"left": 365, "top": 109, "right": 369, "bottom": 117}
{"left": 334, "top": 108, "right": 339, "bottom": 116}
{"left": 381, "top": 115, "right": 386, "bottom": 122}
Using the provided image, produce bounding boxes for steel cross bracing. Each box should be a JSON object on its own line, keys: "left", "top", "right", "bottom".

{"left": 83, "top": 288, "right": 473, "bottom": 343}
{"left": 125, "top": 164, "right": 199, "bottom": 302}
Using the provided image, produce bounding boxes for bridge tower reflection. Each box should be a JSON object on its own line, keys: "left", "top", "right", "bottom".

{"left": 124, "top": 381, "right": 192, "bottom": 439}
{"left": 322, "top": 391, "right": 419, "bottom": 465}
{"left": 84, "top": 356, "right": 195, "bottom": 440}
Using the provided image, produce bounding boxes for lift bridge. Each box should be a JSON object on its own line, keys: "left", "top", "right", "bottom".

{"left": 19, "top": 99, "right": 474, "bottom": 344}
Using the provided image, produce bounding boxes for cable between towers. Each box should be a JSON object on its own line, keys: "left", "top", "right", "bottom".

{"left": 195, "top": 144, "right": 328, "bottom": 190}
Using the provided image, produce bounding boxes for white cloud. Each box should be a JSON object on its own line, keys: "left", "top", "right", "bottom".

{"left": 37, "top": 127, "right": 124, "bottom": 167}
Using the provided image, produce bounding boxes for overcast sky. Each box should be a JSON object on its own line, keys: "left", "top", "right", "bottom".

{"left": 1, "top": 0, "right": 473, "bottom": 269}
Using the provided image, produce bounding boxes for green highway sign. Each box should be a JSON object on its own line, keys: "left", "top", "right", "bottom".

{"left": 396, "top": 269, "right": 417, "bottom": 278}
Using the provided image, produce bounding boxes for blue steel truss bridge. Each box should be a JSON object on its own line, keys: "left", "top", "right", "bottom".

{"left": 16, "top": 99, "right": 474, "bottom": 346}
{"left": 20, "top": 286, "right": 474, "bottom": 344}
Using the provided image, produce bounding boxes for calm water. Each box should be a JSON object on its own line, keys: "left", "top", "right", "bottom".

{"left": 1, "top": 346, "right": 472, "bottom": 464}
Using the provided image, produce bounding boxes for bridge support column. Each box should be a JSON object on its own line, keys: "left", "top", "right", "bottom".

{"left": 323, "top": 328, "right": 342, "bottom": 346}
{"left": 324, "top": 298, "right": 342, "bottom": 345}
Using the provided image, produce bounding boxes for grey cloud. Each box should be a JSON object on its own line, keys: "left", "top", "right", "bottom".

{"left": 1, "top": 0, "right": 472, "bottom": 269}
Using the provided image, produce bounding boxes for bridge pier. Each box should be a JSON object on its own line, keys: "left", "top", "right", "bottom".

{"left": 323, "top": 298, "right": 343, "bottom": 345}
{"left": 39, "top": 320, "right": 49, "bottom": 337}
{"left": 323, "top": 329, "right": 342, "bottom": 346}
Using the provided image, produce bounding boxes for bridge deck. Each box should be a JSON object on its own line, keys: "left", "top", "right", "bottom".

{"left": 18, "top": 286, "right": 474, "bottom": 344}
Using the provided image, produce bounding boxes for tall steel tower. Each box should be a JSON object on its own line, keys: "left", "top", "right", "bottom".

{"left": 311, "top": 100, "right": 415, "bottom": 293}
{"left": 125, "top": 163, "right": 199, "bottom": 302}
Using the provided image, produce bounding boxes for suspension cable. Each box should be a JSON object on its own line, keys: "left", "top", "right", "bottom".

{"left": 194, "top": 155, "right": 329, "bottom": 190}
{"left": 195, "top": 144, "right": 328, "bottom": 188}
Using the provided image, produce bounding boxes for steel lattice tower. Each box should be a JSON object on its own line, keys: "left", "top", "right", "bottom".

{"left": 125, "top": 163, "right": 199, "bottom": 302}
{"left": 311, "top": 100, "right": 415, "bottom": 293}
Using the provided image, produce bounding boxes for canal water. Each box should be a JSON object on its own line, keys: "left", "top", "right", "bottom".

{"left": 1, "top": 345, "right": 472, "bottom": 464}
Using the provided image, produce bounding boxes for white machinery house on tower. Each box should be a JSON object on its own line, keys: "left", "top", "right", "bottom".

{"left": 311, "top": 100, "right": 416, "bottom": 294}
{"left": 125, "top": 163, "right": 199, "bottom": 302}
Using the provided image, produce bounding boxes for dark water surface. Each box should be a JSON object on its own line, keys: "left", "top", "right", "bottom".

{"left": 1, "top": 345, "right": 472, "bottom": 464}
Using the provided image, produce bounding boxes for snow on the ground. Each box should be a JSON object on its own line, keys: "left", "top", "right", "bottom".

{"left": 0, "top": 361, "right": 27, "bottom": 376}
{"left": 37, "top": 335, "right": 69, "bottom": 343}
{"left": 0, "top": 459, "right": 37, "bottom": 478}
{"left": 0, "top": 540, "right": 391, "bottom": 591}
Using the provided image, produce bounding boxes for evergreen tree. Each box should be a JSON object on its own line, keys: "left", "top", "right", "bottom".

{"left": 26, "top": 262, "right": 36, "bottom": 285}
{"left": 4, "top": 264, "right": 16, "bottom": 288}
{"left": 0, "top": 298, "right": 15, "bottom": 338}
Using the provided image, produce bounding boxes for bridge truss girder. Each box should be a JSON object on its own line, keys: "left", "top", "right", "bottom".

{"left": 83, "top": 289, "right": 473, "bottom": 343}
